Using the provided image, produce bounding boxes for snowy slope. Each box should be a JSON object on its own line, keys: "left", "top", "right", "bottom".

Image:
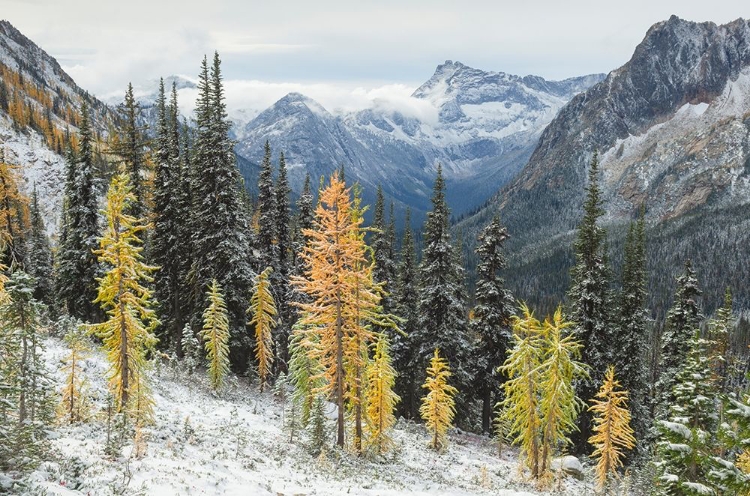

{"left": 19, "top": 337, "right": 593, "bottom": 495}
{"left": 0, "top": 114, "right": 66, "bottom": 238}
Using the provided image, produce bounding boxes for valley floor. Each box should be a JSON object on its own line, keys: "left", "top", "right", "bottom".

{"left": 11, "top": 338, "right": 593, "bottom": 495}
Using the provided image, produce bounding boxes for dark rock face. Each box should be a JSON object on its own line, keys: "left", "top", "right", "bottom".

{"left": 459, "top": 16, "right": 750, "bottom": 314}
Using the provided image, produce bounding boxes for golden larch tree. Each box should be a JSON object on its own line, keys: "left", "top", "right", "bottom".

{"left": 365, "top": 333, "right": 400, "bottom": 455}
{"left": 500, "top": 304, "right": 545, "bottom": 478}
{"left": 202, "top": 279, "right": 230, "bottom": 392}
{"left": 588, "top": 365, "right": 636, "bottom": 491}
{"left": 58, "top": 325, "right": 91, "bottom": 424}
{"left": 420, "top": 348, "right": 457, "bottom": 451}
{"left": 538, "top": 307, "right": 588, "bottom": 475}
{"left": 248, "top": 266, "right": 277, "bottom": 392}
{"left": 292, "top": 174, "right": 382, "bottom": 449}
{"left": 89, "top": 173, "right": 158, "bottom": 424}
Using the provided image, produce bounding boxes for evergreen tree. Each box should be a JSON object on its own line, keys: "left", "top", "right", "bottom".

{"left": 202, "top": 279, "right": 230, "bottom": 392}
{"left": 248, "top": 267, "right": 277, "bottom": 392}
{"left": 294, "top": 174, "right": 315, "bottom": 262}
{"left": 0, "top": 271, "right": 55, "bottom": 471}
{"left": 588, "top": 366, "right": 636, "bottom": 492}
{"left": 111, "top": 83, "right": 147, "bottom": 217}
{"left": 393, "top": 208, "right": 419, "bottom": 419}
{"left": 655, "top": 332, "right": 731, "bottom": 495}
{"left": 56, "top": 101, "right": 100, "bottom": 322}
{"left": 89, "top": 173, "right": 158, "bottom": 424}
{"left": 365, "top": 334, "right": 399, "bottom": 455}
{"left": 420, "top": 348, "right": 457, "bottom": 451}
{"left": 614, "top": 211, "right": 650, "bottom": 451}
{"left": 567, "top": 151, "right": 613, "bottom": 451}
{"left": 708, "top": 287, "right": 733, "bottom": 392}
{"left": 274, "top": 151, "right": 294, "bottom": 371}
{"left": 180, "top": 324, "right": 201, "bottom": 375}
{"left": 188, "top": 53, "right": 254, "bottom": 368}
{"left": 26, "top": 186, "right": 53, "bottom": 305}
{"left": 415, "top": 165, "right": 470, "bottom": 412}
{"left": 256, "top": 140, "right": 277, "bottom": 270}
{"left": 371, "top": 186, "right": 396, "bottom": 313}
{"left": 151, "top": 78, "right": 190, "bottom": 351}
{"left": 471, "top": 215, "right": 515, "bottom": 433}
{"left": 657, "top": 260, "right": 703, "bottom": 413}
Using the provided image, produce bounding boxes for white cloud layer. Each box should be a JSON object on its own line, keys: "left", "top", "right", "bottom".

{"left": 3, "top": 0, "right": 748, "bottom": 104}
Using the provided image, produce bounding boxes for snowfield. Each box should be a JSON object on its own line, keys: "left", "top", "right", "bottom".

{"left": 16, "top": 338, "right": 593, "bottom": 495}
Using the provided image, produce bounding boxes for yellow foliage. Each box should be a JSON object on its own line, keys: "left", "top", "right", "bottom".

{"left": 89, "top": 173, "right": 158, "bottom": 424}
{"left": 420, "top": 348, "right": 457, "bottom": 451}
{"left": 249, "top": 266, "right": 277, "bottom": 392}
{"left": 58, "top": 326, "right": 92, "bottom": 424}
{"left": 365, "top": 334, "right": 400, "bottom": 455}
{"left": 202, "top": 279, "right": 230, "bottom": 392}
{"left": 588, "top": 365, "right": 636, "bottom": 491}
{"left": 292, "top": 174, "right": 383, "bottom": 448}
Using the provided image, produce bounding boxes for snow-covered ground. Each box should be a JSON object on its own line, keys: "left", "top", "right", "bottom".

{"left": 16, "top": 338, "right": 593, "bottom": 495}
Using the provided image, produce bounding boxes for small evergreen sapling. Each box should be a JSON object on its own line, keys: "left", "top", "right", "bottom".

{"left": 180, "top": 324, "right": 201, "bottom": 375}
{"left": 420, "top": 348, "right": 457, "bottom": 451}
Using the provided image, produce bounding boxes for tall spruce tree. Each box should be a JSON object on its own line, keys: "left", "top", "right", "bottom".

{"left": 657, "top": 260, "right": 703, "bottom": 414}
{"left": 111, "top": 83, "right": 147, "bottom": 218}
{"left": 256, "top": 140, "right": 277, "bottom": 270}
{"left": 56, "top": 101, "right": 100, "bottom": 322}
{"left": 26, "top": 186, "right": 53, "bottom": 305}
{"left": 274, "top": 151, "right": 293, "bottom": 370}
{"left": 394, "top": 208, "right": 419, "bottom": 419}
{"left": 471, "top": 215, "right": 515, "bottom": 433}
{"left": 415, "top": 165, "right": 470, "bottom": 414}
{"left": 372, "top": 186, "right": 397, "bottom": 301}
{"left": 293, "top": 174, "right": 314, "bottom": 272}
{"left": 567, "top": 151, "right": 613, "bottom": 451}
{"left": 188, "top": 53, "right": 254, "bottom": 369}
{"left": 614, "top": 210, "right": 650, "bottom": 451}
{"left": 151, "top": 79, "right": 179, "bottom": 349}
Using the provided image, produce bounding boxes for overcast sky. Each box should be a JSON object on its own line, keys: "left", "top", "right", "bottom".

{"left": 2, "top": 0, "right": 747, "bottom": 114}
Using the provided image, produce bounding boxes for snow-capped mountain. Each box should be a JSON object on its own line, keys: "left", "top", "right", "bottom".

{"left": 459, "top": 16, "right": 750, "bottom": 313}
{"left": 236, "top": 63, "right": 605, "bottom": 221}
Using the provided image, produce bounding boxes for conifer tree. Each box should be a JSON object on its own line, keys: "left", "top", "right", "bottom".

{"left": 420, "top": 348, "right": 457, "bottom": 451}
{"left": 0, "top": 271, "right": 54, "bottom": 471}
{"left": 415, "top": 165, "right": 470, "bottom": 411}
{"left": 538, "top": 308, "right": 588, "bottom": 474}
{"left": 111, "top": 83, "right": 147, "bottom": 217}
{"left": 365, "top": 334, "right": 400, "bottom": 455}
{"left": 614, "top": 211, "right": 650, "bottom": 449}
{"left": 588, "top": 366, "right": 636, "bottom": 491}
{"left": 257, "top": 140, "right": 277, "bottom": 270}
{"left": 288, "top": 321, "right": 324, "bottom": 426}
{"left": 58, "top": 325, "right": 91, "bottom": 424}
{"left": 568, "top": 151, "right": 613, "bottom": 450}
{"left": 371, "top": 186, "right": 396, "bottom": 315}
{"left": 56, "top": 101, "right": 100, "bottom": 322}
{"left": 292, "top": 175, "right": 383, "bottom": 448}
{"left": 151, "top": 79, "right": 188, "bottom": 350}
{"left": 471, "top": 215, "right": 515, "bottom": 433}
{"left": 0, "top": 152, "right": 27, "bottom": 267}
{"left": 249, "top": 267, "right": 277, "bottom": 392}
{"left": 655, "top": 331, "right": 731, "bottom": 494}
{"left": 89, "top": 174, "right": 158, "bottom": 423}
{"left": 274, "top": 151, "right": 294, "bottom": 369}
{"left": 294, "top": 174, "right": 315, "bottom": 264}
{"left": 180, "top": 324, "right": 201, "bottom": 375}
{"left": 202, "top": 279, "right": 230, "bottom": 392}
{"left": 26, "top": 186, "right": 53, "bottom": 305}
{"left": 501, "top": 304, "right": 587, "bottom": 480}
{"left": 188, "top": 53, "right": 254, "bottom": 367}
{"left": 393, "top": 208, "right": 419, "bottom": 419}
{"left": 657, "top": 260, "right": 703, "bottom": 413}
{"left": 708, "top": 287, "right": 733, "bottom": 391}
